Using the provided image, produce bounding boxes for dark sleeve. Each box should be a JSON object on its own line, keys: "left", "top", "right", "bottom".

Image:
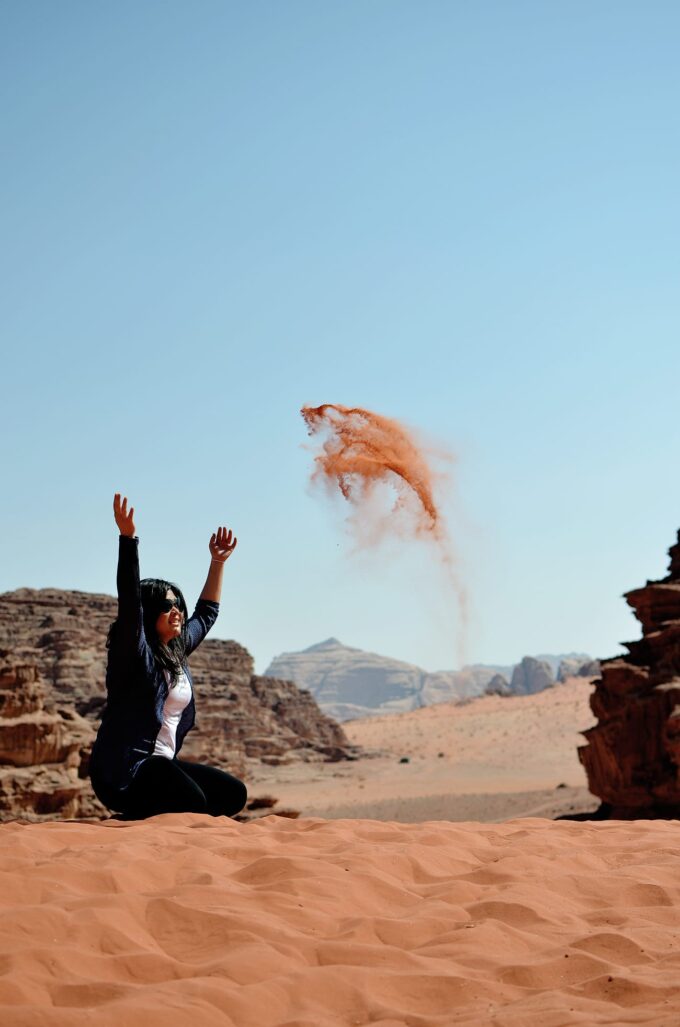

{"left": 184, "top": 600, "right": 220, "bottom": 657}
{"left": 115, "top": 535, "right": 149, "bottom": 658}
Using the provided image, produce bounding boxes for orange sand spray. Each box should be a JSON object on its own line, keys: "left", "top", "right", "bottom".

{"left": 300, "top": 403, "right": 468, "bottom": 660}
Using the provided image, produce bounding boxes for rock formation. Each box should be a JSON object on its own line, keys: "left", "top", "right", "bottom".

{"left": 0, "top": 589, "right": 354, "bottom": 821}
{"left": 557, "top": 657, "right": 601, "bottom": 682}
{"left": 509, "top": 656, "right": 554, "bottom": 695}
{"left": 579, "top": 529, "right": 680, "bottom": 817}
{"left": 0, "top": 657, "right": 97, "bottom": 820}
{"left": 266, "top": 638, "right": 428, "bottom": 721}
{"left": 266, "top": 640, "right": 591, "bottom": 720}
{"left": 484, "top": 673, "right": 511, "bottom": 697}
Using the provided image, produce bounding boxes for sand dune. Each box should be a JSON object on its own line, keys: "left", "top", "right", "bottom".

{"left": 249, "top": 677, "right": 599, "bottom": 821}
{"left": 2, "top": 812, "right": 680, "bottom": 1025}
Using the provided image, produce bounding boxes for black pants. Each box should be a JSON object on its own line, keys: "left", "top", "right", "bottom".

{"left": 120, "top": 756, "right": 248, "bottom": 820}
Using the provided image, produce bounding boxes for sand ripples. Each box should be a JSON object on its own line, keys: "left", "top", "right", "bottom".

{"left": 1, "top": 814, "right": 680, "bottom": 1025}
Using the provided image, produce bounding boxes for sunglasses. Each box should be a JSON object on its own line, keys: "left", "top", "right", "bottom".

{"left": 159, "top": 597, "right": 183, "bottom": 614}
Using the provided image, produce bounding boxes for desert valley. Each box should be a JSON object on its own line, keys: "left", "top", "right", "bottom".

{"left": 3, "top": 529, "right": 680, "bottom": 1024}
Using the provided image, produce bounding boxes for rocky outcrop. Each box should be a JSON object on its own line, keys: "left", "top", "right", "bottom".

{"left": 0, "top": 589, "right": 354, "bottom": 821}
{"left": 484, "top": 674, "right": 511, "bottom": 697}
{"left": 509, "top": 657, "right": 554, "bottom": 695}
{"left": 266, "top": 638, "right": 429, "bottom": 721}
{"left": 418, "top": 665, "right": 511, "bottom": 707}
{"left": 182, "top": 644, "right": 354, "bottom": 769}
{"left": 0, "top": 658, "right": 98, "bottom": 820}
{"left": 578, "top": 529, "right": 680, "bottom": 817}
{"left": 557, "top": 657, "right": 601, "bottom": 682}
{"left": 266, "top": 640, "right": 591, "bottom": 719}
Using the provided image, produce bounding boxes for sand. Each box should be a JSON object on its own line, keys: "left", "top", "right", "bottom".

{"left": 2, "top": 812, "right": 680, "bottom": 1026}
{"left": 248, "top": 677, "right": 600, "bottom": 821}
{"left": 1, "top": 677, "right": 676, "bottom": 1024}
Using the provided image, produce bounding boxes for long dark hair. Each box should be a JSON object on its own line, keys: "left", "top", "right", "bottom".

{"left": 107, "top": 577, "right": 189, "bottom": 685}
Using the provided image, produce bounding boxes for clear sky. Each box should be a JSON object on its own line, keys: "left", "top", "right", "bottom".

{"left": 2, "top": 2, "right": 680, "bottom": 674}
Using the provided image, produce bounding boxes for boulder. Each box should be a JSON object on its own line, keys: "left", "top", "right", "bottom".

{"left": 484, "top": 673, "right": 511, "bottom": 697}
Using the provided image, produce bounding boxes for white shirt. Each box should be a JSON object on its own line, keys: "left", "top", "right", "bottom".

{"left": 153, "top": 668, "right": 192, "bottom": 759}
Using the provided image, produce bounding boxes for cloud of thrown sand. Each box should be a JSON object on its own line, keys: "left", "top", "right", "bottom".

{"left": 300, "top": 403, "right": 468, "bottom": 656}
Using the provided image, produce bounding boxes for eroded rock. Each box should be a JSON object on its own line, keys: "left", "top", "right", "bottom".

{"left": 510, "top": 656, "right": 554, "bottom": 695}
{"left": 0, "top": 589, "right": 354, "bottom": 821}
{"left": 0, "top": 657, "right": 98, "bottom": 820}
{"left": 579, "top": 529, "right": 680, "bottom": 816}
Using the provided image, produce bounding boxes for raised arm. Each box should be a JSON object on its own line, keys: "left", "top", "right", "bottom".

{"left": 200, "top": 526, "right": 238, "bottom": 603}
{"left": 184, "top": 527, "right": 238, "bottom": 656}
{"left": 112, "top": 493, "right": 146, "bottom": 655}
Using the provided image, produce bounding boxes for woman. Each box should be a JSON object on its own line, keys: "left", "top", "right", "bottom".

{"left": 89, "top": 493, "right": 247, "bottom": 820}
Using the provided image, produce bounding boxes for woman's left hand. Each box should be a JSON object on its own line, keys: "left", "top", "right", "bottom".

{"left": 209, "top": 526, "right": 238, "bottom": 563}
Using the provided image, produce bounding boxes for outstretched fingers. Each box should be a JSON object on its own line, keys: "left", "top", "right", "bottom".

{"left": 113, "top": 493, "right": 136, "bottom": 536}
{"left": 218, "top": 526, "right": 235, "bottom": 549}
{"left": 220, "top": 526, "right": 237, "bottom": 551}
{"left": 210, "top": 525, "right": 238, "bottom": 561}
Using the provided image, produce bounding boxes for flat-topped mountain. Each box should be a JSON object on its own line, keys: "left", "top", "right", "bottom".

{"left": 265, "top": 639, "right": 596, "bottom": 721}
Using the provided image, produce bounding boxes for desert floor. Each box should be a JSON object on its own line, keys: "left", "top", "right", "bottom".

{"left": 3, "top": 812, "right": 680, "bottom": 1026}
{"left": 247, "top": 677, "right": 601, "bottom": 822}
{"left": 5, "top": 677, "right": 679, "bottom": 1026}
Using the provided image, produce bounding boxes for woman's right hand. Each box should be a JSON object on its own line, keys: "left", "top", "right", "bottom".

{"left": 113, "top": 493, "right": 136, "bottom": 537}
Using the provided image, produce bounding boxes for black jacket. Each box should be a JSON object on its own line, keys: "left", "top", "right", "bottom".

{"left": 89, "top": 535, "right": 219, "bottom": 811}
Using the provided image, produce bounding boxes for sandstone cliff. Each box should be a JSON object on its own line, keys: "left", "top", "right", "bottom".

{"left": 0, "top": 589, "right": 353, "bottom": 822}
{"left": 0, "top": 658, "right": 95, "bottom": 820}
{"left": 579, "top": 529, "right": 680, "bottom": 817}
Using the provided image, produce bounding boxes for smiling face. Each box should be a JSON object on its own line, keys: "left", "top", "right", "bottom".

{"left": 155, "top": 589, "right": 184, "bottom": 646}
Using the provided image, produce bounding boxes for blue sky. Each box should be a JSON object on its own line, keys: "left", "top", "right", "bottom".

{"left": 2, "top": 2, "right": 680, "bottom": 673}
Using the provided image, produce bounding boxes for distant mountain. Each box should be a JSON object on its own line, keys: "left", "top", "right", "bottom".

{"left": 264, "top": 640, "right": 596, "bottom": 721}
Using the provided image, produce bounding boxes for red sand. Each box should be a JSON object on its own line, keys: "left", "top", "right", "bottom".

{"left": 300, "top": 402, "right": 467, "bottom": 652}
{"left": 301, "top": 403, "right": 447, "bottom": 539}
{"left": 248, "top": 677, "right": 598, "bottom": 822}
{"left": 2, "top": 812, "right": 680, "bottom": 1025}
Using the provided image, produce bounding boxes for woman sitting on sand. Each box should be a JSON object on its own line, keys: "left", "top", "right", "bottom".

{"left": 89, "top": 494, "right": 247, "bottom": 820}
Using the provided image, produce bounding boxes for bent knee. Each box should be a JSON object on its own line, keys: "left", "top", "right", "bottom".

{"left": 221, "top": 778, "right": 247, "bottom": 818}
{"left": 232, "top": 779, "right": 248, "bottom": 815}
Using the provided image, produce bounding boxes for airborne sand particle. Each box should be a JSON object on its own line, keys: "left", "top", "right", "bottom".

{"left": 300, "top": 403, "right": 468, "bottom": 660}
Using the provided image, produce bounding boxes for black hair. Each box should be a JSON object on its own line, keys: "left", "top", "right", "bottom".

{"left": 107, "top": 577, "right": 189, "bottom": 684}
